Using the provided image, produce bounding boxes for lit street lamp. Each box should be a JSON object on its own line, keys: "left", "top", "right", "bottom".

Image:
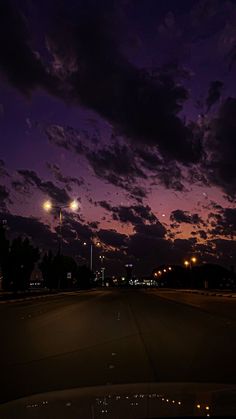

{"left": 184, "top": 260, "right": 190, "bottom": 268}
{"left": 43, "top": 199, "right": 79, "bottom": 254}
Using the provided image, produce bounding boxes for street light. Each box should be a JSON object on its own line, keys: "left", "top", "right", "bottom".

{"left": 43, "top": 199, "right": 79, "bottom": 253}
{"left": 43, "top": 199, "right": 79, "bottom": 289}
{"left": 70, "top": 200, "right": 79, "bottom": 211}
{"left": 83, "top": 240, "right": 101, "bottom": 271}
{"left": 43, "top": 200, "right": 52, "bottom": 212}
{"left": 191, "top": 257, "right": 197, "bottom": 264}
{"left": 99, "top": 255, "right": 105, "bottom": 286}
{"left": 184, "top": 260, "right": 190, "bottom": 268}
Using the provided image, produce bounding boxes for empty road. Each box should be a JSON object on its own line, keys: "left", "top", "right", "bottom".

{"left": 1, "top": 288, "right": 236, "bottom": 403}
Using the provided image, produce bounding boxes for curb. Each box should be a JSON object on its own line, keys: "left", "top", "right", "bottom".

{"left": 180, "top": 289, "right": 236, "bottom": 299}
{"left": 0, "top": 289, "right": 97, "bottom": 305}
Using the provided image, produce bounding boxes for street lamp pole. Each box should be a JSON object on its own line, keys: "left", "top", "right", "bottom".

{"left": 100, "top": 255, "right": 105, "bottom": 286}
{"left": 83, "top": 241, "right": 101, "bottom": 272}
{"left": 43, "top": 199, "right": 79, "bottom": 289}
{"left": 90, "top": 244, "right": 93, "bottom": 271}
{"left": 58, "top": 207, "right": 62, "bottom": 254}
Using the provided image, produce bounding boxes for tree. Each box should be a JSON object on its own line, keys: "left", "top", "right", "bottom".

{"left": 76, "top": 265, "right": 94, "bottom": 289}
{"left": 0, "top": 225, "right": 10, "bottom": 289}
{"left": 39, "top": 250, "right": 55, "bottom": 290}
{"left": 9, "top": 237, "right": 39, "bottom": 291}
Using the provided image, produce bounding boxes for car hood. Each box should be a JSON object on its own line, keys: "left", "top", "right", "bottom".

{"left": 1, "top": 382, "right": 236, "bottom": 418}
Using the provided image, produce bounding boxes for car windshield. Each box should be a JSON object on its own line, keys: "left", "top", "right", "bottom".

{"left": 0, "top": 0, "right": 236, "bottom": 417}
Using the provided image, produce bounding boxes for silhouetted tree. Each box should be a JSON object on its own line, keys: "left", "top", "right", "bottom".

{"left": 59, "top": 255, "right": 77, "bottom": 289}
{"left": 39, "top": 250, "right": 55, "bottom": 290}
{"left": 9, "top": 237, "right": 39, "bottom": 291}
{"left": 0, "top": 225, "right": 10, "bottom": 289}
{"left": 76, "top": 265, "right": 94, "bottom": 289}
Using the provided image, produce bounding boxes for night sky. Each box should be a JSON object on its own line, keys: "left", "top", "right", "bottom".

{"left": 0, "top": 0, "right": 236, "bottom": 275}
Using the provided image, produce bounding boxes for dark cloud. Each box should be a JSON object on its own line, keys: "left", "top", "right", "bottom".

{"left": 1, "top": 1, "right": 202, "bottom": 165}
{"left": 86, "top": 142, "right": 146, "bottom": 181}
{"left": 128, "top": 186, "right": 147, "bottom": 202}
{"left": 0, "top": 212, "right": 57, "bottom": 248}
{"left": 170, "top": 209, "right": 203, "bottom": 225}
{"left": 0, "top": 185, "right": 11, "bottom": 210}
{"left": 127, "top": 233, "right": 196, "bottom": 274}
{"left": 134, "top": 222, "right": 166, "bottom": 238}
{"left": 136, "top": 147, "right": 186, "bottom": 191}
{"left": 45, "top": 125, "right": 148, "bottom": 199}
{"left": 0, "top": 160, "right": 9, "bottom": 178}
{"left": 47, "top": 0, "right": 199, "bottom": 164}
{"left": 44, "top": 125, "right": 85, "bottom": 154}
{"left": 98, "top": 201, "right": 158, "bottom": 225}
{"left": 206, "top": 80, "right": 224, "bottom": 112}
{"left": 212, "top": 238, "right": 236, "bottom": 262}
{"left": 131, "top": 204, "right": 157, "bottom": 223}
{"left": 11, "top": 179, "right": 31, "bottom": 195}
{"left": 98, "top": 200, "right": 113, "bottom": 212}
{"left": 110, "top": 204, "right": 158, "bottom": 226}
{"left": 46, "top": 163, "right": 84, "bottom": 191}
{"left": 98, "top": 229, "right": 128, "bottom": 247}
{"left": 0, "top": 1, "right": 59, "bottom": 96}
{"left": 112, "top": 206, "right": 144, "bottom": 225}
{"left": 209, "top": 207, "right": 236, "bottom": 237}
{"left": 18, "top": 169, "right": 71, "bottom": 204}
{"left": 61, "top": 213, "right": 93, "bottom": 242}
{"left": 88, "top": 221, "right": 99, "bottom": 229}
{"left": 204, "top": 98, "right": 236, "bottom": 199}
{"left": 198, "top": 229, "right": 208, "bottom": 240}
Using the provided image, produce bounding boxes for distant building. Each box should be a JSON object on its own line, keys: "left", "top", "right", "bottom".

{"left": 125, "top": 264, "right": 133, "bottom": 282}
{"left": 30, "top": 268, "right": 43, "bottom": 287}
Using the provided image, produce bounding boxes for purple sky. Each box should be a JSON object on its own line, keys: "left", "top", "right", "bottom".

{"left": 0, "top": 0, "right": 236, "bottom": 275}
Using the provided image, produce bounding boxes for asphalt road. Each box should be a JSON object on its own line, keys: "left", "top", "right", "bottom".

{"left": 1, "top": 288, "right": 236, "bottom": 403}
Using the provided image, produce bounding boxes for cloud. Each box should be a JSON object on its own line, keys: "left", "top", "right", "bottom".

{"left": 198, "top": 229, "right": 208, "bottom": 239}
{"left": 134, "top": 222, "right": 166, "bottom": 238}
{"left": 1, "top": 1, "right": 202, "bottom": 165}
{"left": 61, "top": 213, "right": 93, "bottom": 242}
{"left": 170, "top": 209, "right": 203, "bottom": 225}
{"left": 0, "top": 185, "right": 11, "bottom": 210}
{"left": 86, "top": 142, "right": 146, "bottom": 179}
{"left": 136, "top": 147, "right": 186, "bottom": 191}
{"left": 44, "top": 125, "right": 85, "bottom": 154}
{"left": 46, "top": 163, "right": 84, "bottom": 191}
{"left": 0, "top": 159, "right": 9, "bottom": 178}
{"left": 103, "top": 203, "right": 158, "bottom": 226}
{"left": 0, "top": 1, "right": 59, "bottom": 96}
{"left": 209, "top": 207, "right": 236, "bottom": 237}
{"left": 17, "top": 169, "right": 71, "bottom": 204}
{"left": 127, "top": 233, "right": 196, "bottom": 273}
{"left": 204, "top": 97, "right": 236, "bottom": 199}
{"left": 206, "top": 80, "right": 224, "bottom": 112}
{"left": 0, "top": 212, "right": 58, "bottom": 248}
{"left": 11, "top": 179, "right": 31, "bottom": 195}
{"left": 98, "top": 229, "right": 128, "bottom": 247}
{"left": 112, "top": 206, "right": 145, "bottom": 225}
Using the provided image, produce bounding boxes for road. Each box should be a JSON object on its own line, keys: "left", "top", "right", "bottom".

{"left": 1, "top": 288, "right": 236, "bottom": 403}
